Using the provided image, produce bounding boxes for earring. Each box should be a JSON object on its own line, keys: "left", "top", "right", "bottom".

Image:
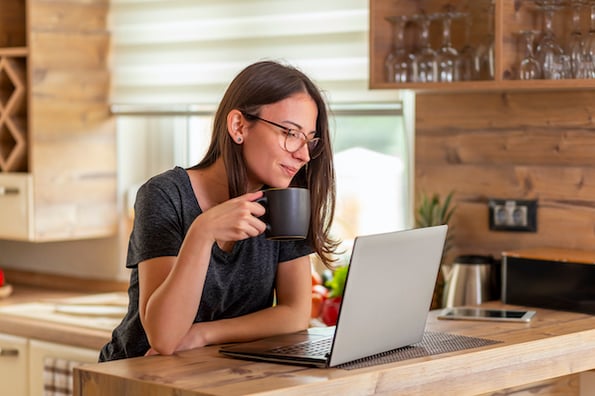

{"left": 236, "top": 136, "right": 243, "bottom": 143}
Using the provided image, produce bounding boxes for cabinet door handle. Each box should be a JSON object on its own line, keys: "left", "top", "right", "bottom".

{"left": 0, "top": 186, "right": 20, "bottom": 196}
{"left": 0, "top": 348, "right": 19, "bottom": 357}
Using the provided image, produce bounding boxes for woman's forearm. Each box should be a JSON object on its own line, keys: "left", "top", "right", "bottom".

{"left": 141, "top": 225, "right": 215, "bottom": 354}
{"left": 177, "top": 301, "right": 311, "bottom": 352}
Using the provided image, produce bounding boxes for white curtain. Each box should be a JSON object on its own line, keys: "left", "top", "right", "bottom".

{"left": 109, "top": 0, "right": 401, "bottom": 105}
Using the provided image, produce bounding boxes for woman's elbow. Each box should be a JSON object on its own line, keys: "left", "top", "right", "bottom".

{"left": 147, "top": 336, "right": 178, "bottom": 356}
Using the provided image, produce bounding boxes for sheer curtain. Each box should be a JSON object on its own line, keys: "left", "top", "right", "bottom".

{"left": 109, "top": 0, "right": 401, "bottom": 105}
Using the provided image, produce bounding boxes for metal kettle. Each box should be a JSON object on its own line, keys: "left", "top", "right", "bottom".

{"left": 442, "top": 255, "right": 499, "bottom": 308}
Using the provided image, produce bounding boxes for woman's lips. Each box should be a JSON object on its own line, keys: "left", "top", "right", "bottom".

{"left": 281, "top": 164, "right": 299, "bottom": 177}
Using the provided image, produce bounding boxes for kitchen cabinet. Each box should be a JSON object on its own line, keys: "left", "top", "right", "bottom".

{"left": 0, "top": 333, "right": 99, "bottom": 396}
{"left": 370, "top": 0, "right": 595, "bottom": 91}
{"left": 0, "top": 332, "right": 29, "bottom": 396}
{"left": 29, "top": 339, "right": 98, "bottom": 396}
{"left": 0, "top": 0, "right": 116, "bottom": 241}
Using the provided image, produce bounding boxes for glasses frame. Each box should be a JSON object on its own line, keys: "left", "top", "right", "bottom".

{"left": 242, "top": 112, "right": 322, "bottom": 158}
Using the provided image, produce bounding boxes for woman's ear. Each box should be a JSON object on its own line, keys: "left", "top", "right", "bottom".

{"left": 227, "top": 109, "right": 245, "bottom": 144}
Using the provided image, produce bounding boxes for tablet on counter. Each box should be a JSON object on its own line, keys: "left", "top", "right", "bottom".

{"left": 437, "top": 307, "right": 536, "bottom": 323}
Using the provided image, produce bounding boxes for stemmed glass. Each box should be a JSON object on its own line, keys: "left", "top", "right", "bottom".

{"left": 518, "top": 31, "right": 542, "bottom": 79}
{"left": 384, "top": 16, "right": 416, "bottom": 83}
{"left": 567, "top": 0, "right": 588, "bottom": 78}
{"left": 474, "top": 1, "right": 495, "bottom": 80}
{"left": 436, "top": 11, "right": 466, "bottom": 82}
{"left": 411, "top": 13, "right": 439, "bottom": 83}
{"left": 535, "top": 1, "right": 565, "bottom": 79}
{"left": 459, "top": 13, "right": 476, "bottom": 81}
{"left": 585, "top": 1, "right": 595, "bottom": 78}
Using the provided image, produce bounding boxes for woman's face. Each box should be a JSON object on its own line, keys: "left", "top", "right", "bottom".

{"left": 241, "top": 92, "right": 318, "bottom": 191}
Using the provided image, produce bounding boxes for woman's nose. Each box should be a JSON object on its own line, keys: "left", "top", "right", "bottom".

{"left": 293, "top": 143, "right": 310, "bottom": 162}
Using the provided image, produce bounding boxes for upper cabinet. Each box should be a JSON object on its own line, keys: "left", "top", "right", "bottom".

{"left": 0, "top": 0, "right": 116, "bottom": 241}
{"left": 370, "top": 0, "right": 595, "bottom": 91}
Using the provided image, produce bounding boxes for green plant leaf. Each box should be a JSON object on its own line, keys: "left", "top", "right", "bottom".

{"left": 325, "top": 265, "right": 349, "bottom": 298}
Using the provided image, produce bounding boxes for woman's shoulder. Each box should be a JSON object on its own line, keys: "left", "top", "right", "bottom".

{"left": 141, "top": 166, "right": 190, "bottom": 192}
{"left": 136, "top": 166, "right": 194, "bottom": 203}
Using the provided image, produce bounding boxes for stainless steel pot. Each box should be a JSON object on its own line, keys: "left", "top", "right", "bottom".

{"left": 442, "top": 255, "right": 497, "bottom": 308}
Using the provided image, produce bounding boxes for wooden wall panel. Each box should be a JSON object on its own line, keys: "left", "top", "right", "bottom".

{"left": 415, "top": 90, "right": 595, "bottom": 260}
{"left": 29, "top": 0, "right": 109, "bottom": 32}
{"left": 25, "top": 0, "right": 116, "bottom": 241}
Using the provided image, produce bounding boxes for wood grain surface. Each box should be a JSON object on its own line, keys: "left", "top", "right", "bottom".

{"left": 73, "top": 304, "right": 595, "bottom": 396}
{"left": 415, "top": 90, "right": 595, "bottom": 262}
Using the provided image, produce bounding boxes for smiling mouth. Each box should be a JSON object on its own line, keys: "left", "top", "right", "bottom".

{"left": 281, "top": 164, "right": 299, "bottom": 176}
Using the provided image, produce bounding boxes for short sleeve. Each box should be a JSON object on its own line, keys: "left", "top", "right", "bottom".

{"left": 278, "top": 239, "right": 314, "bottom": 263}
{"left": 126, "top": 175, "right": 189, "bottom": 268}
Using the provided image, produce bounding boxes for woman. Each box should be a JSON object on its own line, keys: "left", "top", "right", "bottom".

{"left": 99, "top": 61, "right": 339, "bottom": 361}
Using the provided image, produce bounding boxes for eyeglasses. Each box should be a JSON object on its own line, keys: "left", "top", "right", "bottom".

{"left": 242, "top": 112, "right": 322, "bottom": 158}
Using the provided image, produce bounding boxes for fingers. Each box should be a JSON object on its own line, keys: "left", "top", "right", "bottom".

{"left": 196, "top": 191, "right": 267, "bottom": 242}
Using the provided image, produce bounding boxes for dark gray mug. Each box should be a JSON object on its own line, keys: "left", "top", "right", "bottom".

{"left": 258, "top": 188, "right": 310, "bottom": 240}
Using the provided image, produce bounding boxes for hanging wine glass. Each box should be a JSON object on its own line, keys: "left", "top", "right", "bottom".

{"left": 474, "top": 1, "right": 495, "bottom": 80}
{"left": 567, "top": 0, "right": 588, "bottom": 78}
{"left": 385, "top": 16, "right": 416, "bottom": 83}
{"left": 411, "top": 13, "right": 439, "bottom": 83}
{"left": 535, "top": 1, "right": 565, "bottom": 79}
{"left": 459, "top": 13, "right": 476, "bottom": 81}
{"left": 518, "top": 31, "right": 542, "bottom": 79}
{"left": 584, "top": 0, "right": 595, "bottom": 78}
{"left": 436, "top": 10, "right": 466, "bottom": 82}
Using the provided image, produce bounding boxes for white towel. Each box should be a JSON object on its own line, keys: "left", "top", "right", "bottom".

{"left": 43, "top": 357, "right": 84, "bottom": 396}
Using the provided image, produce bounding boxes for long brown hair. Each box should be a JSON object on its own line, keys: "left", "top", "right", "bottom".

{"left": 193, "top": 60, "right": 339, "bottom": 268}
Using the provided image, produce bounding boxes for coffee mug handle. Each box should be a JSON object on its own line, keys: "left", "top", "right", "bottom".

{"left": 255, "top": 197, "right": 271, "bottom": 232}
{"left": 256, "top": 196, "right": 268, "bottom": 207}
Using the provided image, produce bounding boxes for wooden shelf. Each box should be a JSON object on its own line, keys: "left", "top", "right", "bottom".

{"left": 370, "top": 0, "right": 594, "bottom": 92}
{"left": 0, "top": 48, "right": 28, "bottom": 57}
{"left": 371, "top": 78, "right": 595, "bottom": 92}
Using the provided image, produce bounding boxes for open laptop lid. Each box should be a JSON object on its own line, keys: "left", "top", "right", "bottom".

{"left": 328, "top": 224, "right": 447, "bottom": 366}
{"left": 219, "top": 225, "right": 447, "bottom": 368}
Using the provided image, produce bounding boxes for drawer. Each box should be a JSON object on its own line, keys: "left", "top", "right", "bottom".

{"left": 0, "top": 332, "right": 29, "bottom": 396}
{"left": 0, "top": 173, "right": 33, "bottom": 240}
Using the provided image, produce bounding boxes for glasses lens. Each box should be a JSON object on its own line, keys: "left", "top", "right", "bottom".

{"left": 307, "top": 138, "right": 322, "bottom": 158}
{"left": 284, "top": 132, "right": 322, "bottom": 158}
{"left": 284, "top": 132, "right": 303, "bottom": 153}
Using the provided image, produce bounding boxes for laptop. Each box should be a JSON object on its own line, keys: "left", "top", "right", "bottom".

{"left": 219, "top": 225, "right": 448, "bottom": 368}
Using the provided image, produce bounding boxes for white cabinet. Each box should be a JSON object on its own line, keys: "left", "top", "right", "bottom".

{"left": 0, "top": 333, "right": 99, "bottom": 396}
{"left": 29, "top": 339, "right": 99, "bottom": 396}
{"left": 0, "top": 332, "right": 29, "bottom": 396}
{"left": 0, "top": 173, "right": 33, "bottom": 240}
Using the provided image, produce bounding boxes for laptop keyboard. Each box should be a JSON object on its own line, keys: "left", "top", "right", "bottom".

{"left": 268, "top": 337, "right": 332, "bottom": 357}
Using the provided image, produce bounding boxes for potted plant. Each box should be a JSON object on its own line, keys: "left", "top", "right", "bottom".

{"left": 415, "top": 190, "right": 456, "bottom": 309}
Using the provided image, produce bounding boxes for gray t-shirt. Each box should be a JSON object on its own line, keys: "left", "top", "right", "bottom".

{"left": 99, "top": 166, "right": 313, "bottom": 361}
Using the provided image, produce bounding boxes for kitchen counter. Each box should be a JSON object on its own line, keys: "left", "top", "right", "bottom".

{"left": 0, "top": 285, "right": 118, "bottom": 350}
{"left": 74, "top": 303, "right": 595, "bottom": 396}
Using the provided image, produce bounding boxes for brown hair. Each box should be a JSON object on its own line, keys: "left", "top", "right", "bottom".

{"left": 193, "top": 60, "right": 339, "bottom": 267}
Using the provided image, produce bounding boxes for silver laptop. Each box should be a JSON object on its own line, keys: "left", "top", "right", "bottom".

{"left": 219, "top": 225, "right": 448, "bottom": 368}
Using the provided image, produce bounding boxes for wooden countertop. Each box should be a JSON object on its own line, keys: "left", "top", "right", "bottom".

{"left": 74, "top": 303, "right": 595, "bottom": 396}
{"left": 0, "top": 285, "right": 114, "bottom": 350}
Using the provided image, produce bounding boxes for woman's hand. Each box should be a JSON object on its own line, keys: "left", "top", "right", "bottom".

{"left": 191, "top": 191, "right": 267, "bottom": 244}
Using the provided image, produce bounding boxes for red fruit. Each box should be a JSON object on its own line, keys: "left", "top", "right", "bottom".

{"left": 0, "top": 269, "right": 4, "bottom": 287}
{"left": 321, "top": 296, "right": 342, "bottom": 326}
{"left": 311, "top": 293, "right": 324, "bottom": 318}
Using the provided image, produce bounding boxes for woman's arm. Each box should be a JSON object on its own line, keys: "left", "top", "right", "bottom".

{"left": 168, "top": 254, "right": 312, "bottom": 353}
{"left": 139, "top": 191, "right": 266, "bottom": 355}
